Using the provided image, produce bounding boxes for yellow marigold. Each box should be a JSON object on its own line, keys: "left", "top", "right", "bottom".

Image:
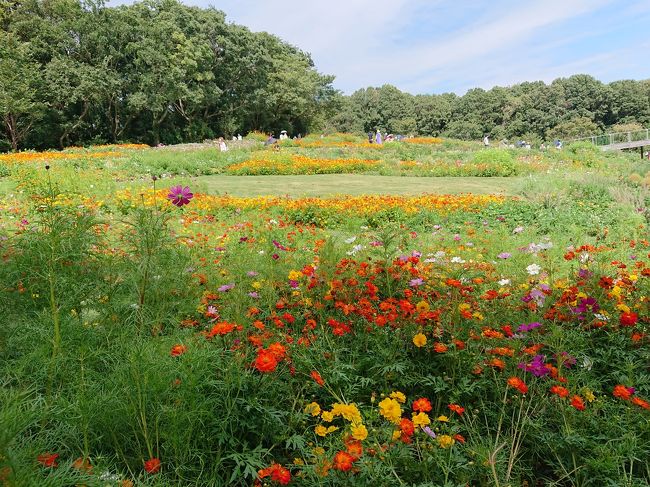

{"left": 331, "top": 403, "right": 362, "bottom": 424}
{"left": 437, "top": 435, "right": 455, "bottom": 449}
{"left": 315, "top": 425, "right": 338, "bottom": 437}
{"left": 412, "top": 412, "right": 431, "bottom": 428}
{"left": 390, "top": 391, "right": 406, "bottom": 403}
{"left": 321, "top": 411, "right": 334, "bottom": 422}
{"left": 392, "top": 429, "right": 401, "bottom": 441}
{"left": 583, "top": 389, "right": 596, "bottom": 402}
{"left": 412, "top": 333, "right": 427, "bottom": 348}
{"left": 379, "top": 397, "right": 402, "bottom": 424}
{"left": 437, "top": 415, "right": 449, "bottom": 422}
{"left": 351, "top": 423, "right": 368, "bottom": 441}
{"left": 288, "top": 270, "right": 303, "bottom": 280}
{"left": 416, "top": 301, "right": 430, "bottom": 313}
{"left": 304, "top": 402, "right": 321, "bottom": 417}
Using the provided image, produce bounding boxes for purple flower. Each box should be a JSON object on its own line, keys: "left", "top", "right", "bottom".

{"left": 272, "top": 253, "right": 280, "bottom": 260}
{"left": 217, "top": 283, "right": 235, "bottom": 292}
{"left": 369, "top": 240, "right": 383, "bottom": 247}
{"left": 272, "top": 240, "right": 288, "bottom": 251}
{"left": 517, "top": 321, "right": 542, "bottom": 333}
{"left": 409, "top": 278, "right": 424, "bottom": 287}
{"left": 248, "top": 292, "right": 260, "bottom": 299}
{"left": 518, "top": 354, "right": 550, "bottom": 377}
{"left": 422, "top": 426, "right": 437, "bottom": 439}
{"left": 288, "top": 280, "right": 299, "bottom": 288}
{"left": 497, "top": 252, "right": 512, "bottom": 259}
{"left": 239, "top": 237, "right": 248, "bottom": 243}
{"left": 453, "top": 234, "right": 461, "bottom": 241}
{"left": 167, "top": 185, "right": 193, "bottom": 207}
{"left": 577, "top": 268, "right": 592, "bottom": 279}
{"left": 247, "top": 271, "right": 259, "bottom": 277}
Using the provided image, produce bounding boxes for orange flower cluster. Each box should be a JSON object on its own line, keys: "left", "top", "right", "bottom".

{"left": 226, "top": 154, "right": 379, "bottom": 175}
{"left": 0, "top": 150, "right": 125, "bottom": 164}
{"left": 403, "top": 137, "right": 443, "bottom": 144}
{"left": 115, "top": 189, "right": 506, "bottom": 218}
{"left": 613, "top": 384, "right": 650, "bottom": 410}
{"left": 257, "top": 463, "right": 291, "bottom": 485}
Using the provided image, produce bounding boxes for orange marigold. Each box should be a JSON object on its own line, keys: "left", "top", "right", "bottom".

{"left": 332, "top": 451, "right": 355, "bottom": 472}
{"left": 550, "top": 385, "right": 569, "bottom": 398}
{"left": 310, "top": 370, "right": 325, "bottom": 386}
{"left": 613, "top": 384, "right": 634, "bottom": 401}
{"left": 570, "top": 395, "right": 586, "bottom": 411}
{"left": 412, "top": 397, "right": 432, "bottom": 413}
{"left": 254, "top": 350, "right": 278, "bottom": 373}
{"left": 448, "top": 404, "right": 465, "bottom": 415}
{"left": 507, "top": 377, "right": 528, "bottom": 394}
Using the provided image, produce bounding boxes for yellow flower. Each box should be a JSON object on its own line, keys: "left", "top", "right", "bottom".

{"left": 437, "top": 435, "right": 455, "bottom": 449}
{"left": 351, "top": 423, "right": 368, "bottom": 441}
{"left": 321, "top": 411, "right": 334, "bottom": 422}
{"left": 392, "top": 430, "right": 401, "bottom": 441}
{"left": 458, "top": 303, "right": 471, "bottom": 312}
{"left": 331, "top": 403, "right": 362, "bottom": 424}
{"left": 416, "top": 301, "right": 430, "bottom": 313}
{"left": 293, "top": 458, "right": 304, "bottom": 466}
{"left": 313, "top": 447, "right": 325, "bottom": 456}
{"left": 390, "top": 391, "right": 406, "bottom": 404}
{"left": 583, "top": 389, "right": 596, "bottom": 402}
{"left": 304, "top": 402, "right": 321, "bottom": 417}
{"left": 616, "top": 303, "right": 630, "bottom": 313}
{"left": 252, "top": 281, "right": 262, "bottom": 290}
{"left": 288, "top": 270, "right": 303, "bottom": 280}
{"left": 379, "top": 398, "right": 402, "bottom": 424}
{"left": 412, "top": 333, "right": 427, "bottom": 348}
{"left": 412, "top": 412, "right": 431, "bottom": 428}
{"left": 437, "top": 415, "right": 449, "bottom": 422}
{"left": 315, "top": 425, "right": 338, "bottom": 437}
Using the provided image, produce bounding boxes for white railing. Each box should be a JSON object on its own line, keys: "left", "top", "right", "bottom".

{"left": 571, "top": 129, "right": 650, "bottom": 147}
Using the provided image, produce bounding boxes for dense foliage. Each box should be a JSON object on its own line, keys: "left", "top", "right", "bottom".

{"left": 0, "top": 0, "right": 338, "bottom": 150}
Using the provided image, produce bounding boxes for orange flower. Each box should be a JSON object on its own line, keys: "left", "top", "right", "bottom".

{"left": 310, "top": 370, "right": 325, "bottom": 386}
{"left": 170, "top": 344, "right": 187, "bottom": 357}
{"left": 433, "top": 342, "right": 448, "bottom": 353}
{"left": 254, "top": 350, "right": 278, "bottom": 373}
{"left": 37, "top": 453, "right": 59, "bottom": 468}
{"left": 448, "top": 404, "right": 465, "bottom": 415}
{"left": 399, "top": 418, "right": 415, "bottom": 437}
{"left": 72, "top": 457, "right": 92, "bottom": 473}
{"left": 332, "top": 451, "right": 355, "bottom": 471}
{"left": 258, "top": 463, "right": 291, "bottom": 485}
{"left": 570, "top": 395, "right": 586, "bottom": 411}
{"left": 487, "top": 358, "right": 505, "bottom": 370}
{"left": 207, "top": 321, "right": 235, "bottom": 338}
{"left": 412, "top": 397, "right": 432, "bottom": 413}
{"left": 550, "top": 385, "right": 569, "bottom": 398}
{"left": 345, "top": 438, "right": 364, "bottom": 460}
{"left": 267, "top": 342, "right": 287, "bottom": 360}
{"left": 507, "top": 377, "right": 528, "bottom": 394}
{"left": 620, "top": 311, "right": 638, "bottom": 327}
{"left": 454, "top": 433, "right": 466, "bottom": 444}
{"left": 613, "top": 384, "right": 634, "bottom": 401}
{"left": 631, "top": 397, "right": 650, "bottom": 410}
{"left": 144, "top": 458, "right": 161, "bottom": 474}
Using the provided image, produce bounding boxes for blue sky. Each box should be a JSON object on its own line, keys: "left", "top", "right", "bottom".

{"left": 108, "top": 0, "right": 650, "bottom": 95}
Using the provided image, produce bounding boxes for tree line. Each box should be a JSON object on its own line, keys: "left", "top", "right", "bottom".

{"left": 329, "top": 78, "right": 650, "bottom": 144}
{"left": 1, "top": 0, "right": 649, "bottom": 151}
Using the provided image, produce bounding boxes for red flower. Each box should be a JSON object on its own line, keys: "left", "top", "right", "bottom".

{"left": 267, "top": 342, "right": 287, "bottom": 360}
{"left": 570, "top": 395, "right": 586, "bottom": 411}
{"left": 454, "top": 433, "right": 466, "bottom": 444}
{"left": 613, "top": 384, "right": 635, "bottom": 401}
{"left": 399, "top": 418, "right": 415, "bottom": 437}
{"left": 620, "top": 312, "right": 638, "bottom": 327}
{"left": 448, "top": 404, "right": 465, "bottom": 416}
{"left": 170, "top": 344, "right": 187, "bottom": 357}
{"left": 507, "top": 377, "right": 528, "bottom": 394}
{"left": 310, "top": 370, "right": 325, "bottom": 386}
{"left": 631, "top": 397, "right": 650, "bottom": 410}
{"left": 412, "top": 397, "right": 432, "bottom": 413}
{"left": 37, "top": 453, "right": 59, "bottom": 468}
{"left": 144, "top": 458, "right": 161, "bottom": 474}
{"left": 258, "top": 463, "right": 291, "bottom": 485}
{"left": 433, "top": 342, "right": 448, "bottom": 353}
{"left": 333, "top": 451, "right": 355, "bottom": 472}
{"left": 254, "top": 350, "right": 278, "bottom": 373}
{"left": 550, "top": 385, "right": 569, "bottom": 398}
{"left": 206, "top": 321, "right": 235, "bottom": 338}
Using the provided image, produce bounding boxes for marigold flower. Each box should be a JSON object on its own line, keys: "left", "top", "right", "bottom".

{"left": 437, "top": 415, "right": 449, "bottom": 422}
{"left": 321, "top": 411, "right": 334, "bottom": 422}
{"left": 332, "top": 451, "right": 355, "bottom": 471}
{"left": 631, "top": 397, "right": 650, "bottom": 410}
{"left": 144, "top": 458, "right": 161, "bottom": 474}
{"left": 412, "top": 412, "right": 431, "bottom": 428}
{"left": 345, "top": 439, "right": 363, "bottom": 459}
{"left": 258, "top": 463, "right": 291, "bottom": 485}
{"left": 399, "top": 418, "right": 415, "bottom": 436}
{"left": 206, "top": 321, "right": 235, "bottom": 338}
{"left": 72, "top": 457, "right": 92, "bottom": 473}
{"left": 433, "top": 342, "right": 448, "bottom": 353}
{"left": 331, "top": 403, "right": 362, "bottom": 424}
{"left": 437, "top": 435, "right": 455, "bottom": 449}
{"left": 315, "top": 425, "right": 338, "bottom": 437}
{"left": 412, "top": 397, "right": 432, "bottom": 413}
{"left": 310, "top": 370, "right": 325, "bottom": 386}
{"left": 507, "top": 377, "right": 528, "bottom": 394}
{"left": 613, "top": 384, "right": 635, "bottom": 401}
{"left": 378, "top": 397, "right": 402, "bottom": 424}
{"left": 620, "top": 311, "right": 638, "bottom": 327}
{"left": 351, "top": 423, "right": 368, "bottom": 441}
{"left": 304, "top": 402, "right": 321, "bottom": 417}
{"left": 267, "top": 342, "right": 287, "bottom": 360}
{"left": 454, "top": 434, "right": 466, "bottom": 444}
{"left": 170, "top": 344, "right": 187, "bottom": 357}
{"left": 448, "top": 404, "right": 465, "bottom": 415}
{"left": 37, "top": 453, "right": 59, "bottom": 468}
{"left": 550, "top": 385, "right": 569, "bottom": 398}
{"left": 412, "top": 332, "right": 427, "bottom": 348}
{"left": 254, "top": 349, "right": 278, "bottom": 373}
{"left": 570, "top": 395, "right": 586, "bottom": 411}
{"left": 389, "top": 391, "right": 406, "bottom": 403}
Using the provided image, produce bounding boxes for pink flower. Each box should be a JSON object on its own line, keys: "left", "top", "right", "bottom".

{"left": 167, "top": 186, "right": 193, "bottom": 207}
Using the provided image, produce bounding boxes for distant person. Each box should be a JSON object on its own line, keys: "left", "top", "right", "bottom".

{"left": 375, "top": 129, "right": 382, "bottom": 145}
{"left": 237, "top": 134, "right": 242, "bottom": 141}
{"left": 232, "top": 136, "right": 237, "bottom": 141}
{"left": 280, "top": 130, "right": 288, "bottom": 140}
{"left": 264, "top": 134, "right": 277, "bottom": 146}
{"left": 483, "top": 134, "right": 490, "bottom": 147}
{"left": 554, "top": 139, "right": 562, "bottom": 150}
{"left": 368, "top": 131, "right": 374, "bottom": 144}
{"left": 540, "top": 143, "right": 546, "bottom": 151}
{"left": 219, "top": 138, "right": 228, "bottom": 152}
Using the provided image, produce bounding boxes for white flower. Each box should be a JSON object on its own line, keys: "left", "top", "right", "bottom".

{"left": 579, "top": 252, "right": 590, "bottom": 263}
{"left": 269, "top": 219, "right": 278, "bottom": 225}
{"left": 513, "top": 226, "right": 524, "bottom": 234}
{"left": 346, "top": 244, "right": 364, "bottom": 256}
{"left": 435, "top": 251, "right": 446, "bottom": 258}
{"left": 451, "top": 256, "right": 465, "bottom": 263}
{"left": 258, "top": 250, "right": 266, "bottom": 255}
{"left": 498, "top": 279, "right": 511, "bottom": 286}
{"left": 526, "top": 263, "right": 541, "bottom": 275}
{"left": 344, "top": 236, "right": 357, "bottom": 244}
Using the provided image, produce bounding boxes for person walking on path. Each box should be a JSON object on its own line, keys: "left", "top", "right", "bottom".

{"left": 483, "top": 134, "right": 490, "bottom": 147}
{"left": 375, "top": 129, "right": 382, "bottom": 145}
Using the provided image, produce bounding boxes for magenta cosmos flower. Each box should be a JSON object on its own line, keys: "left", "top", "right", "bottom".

{"left": 167, "top": 186, "right": 193, "bottom": 207}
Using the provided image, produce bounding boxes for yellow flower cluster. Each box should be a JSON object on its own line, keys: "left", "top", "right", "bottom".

{"left": 378, "top": 397, "right": 402, "bottom": 424}
{"left": 226, "top": 155, "right": 379, "bottom": 175}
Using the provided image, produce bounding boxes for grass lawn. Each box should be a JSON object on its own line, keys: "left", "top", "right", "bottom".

{"left": 0, "top": 178, "right": 15, "bottom": 195}
{"left": 184, "top": 174, "right": 522, "bottom": 196}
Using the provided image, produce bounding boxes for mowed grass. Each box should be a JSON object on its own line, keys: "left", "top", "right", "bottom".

{"left": 182, "top": 174, "right": 521, "bottom": 196}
